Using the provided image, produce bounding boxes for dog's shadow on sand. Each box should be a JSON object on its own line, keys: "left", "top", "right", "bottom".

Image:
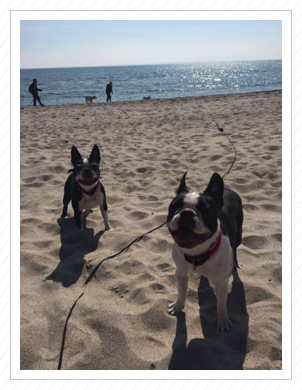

{"left": 169, "top": 273, "right": 249, "bottom": 370}
{"left": 44, "top": 210, "right": 104, "bottom": 287}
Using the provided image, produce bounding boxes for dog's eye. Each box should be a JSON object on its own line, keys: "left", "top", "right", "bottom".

{"left": 91, "top": 163, "right": 99, "bottom": 169}
{"left": 75, "top": 165, "right": 82, "bottom": 172}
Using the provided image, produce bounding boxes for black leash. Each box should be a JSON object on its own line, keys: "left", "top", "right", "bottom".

{"left": 84, "top": 221, "right": 167, "bottom": 286}
{"left": 215, "top": 122, "right": 237, "bottom": 179}
{"left": 57, "top": 221, "right": 166, "bottom": 370}
{"left": 57, "top": 292, "right": 84, "bottom": 370}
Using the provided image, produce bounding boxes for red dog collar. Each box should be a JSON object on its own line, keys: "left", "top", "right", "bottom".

{"left": 77, "top": 179, "right": 100, "bottom": 197}
{"left": 184, "top": 228, "right": 222, "bottom": 269}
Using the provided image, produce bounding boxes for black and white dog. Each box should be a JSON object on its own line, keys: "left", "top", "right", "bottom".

{"left": 61, "top": 145, "right": 112, "bottom": 231}
{"left": 167, "top": 172, "right": 243, "bottom": 332}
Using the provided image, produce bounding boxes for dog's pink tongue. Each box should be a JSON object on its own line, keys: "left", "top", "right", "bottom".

{"left": 174, "top": 227, "right": 196, "bottom": 243}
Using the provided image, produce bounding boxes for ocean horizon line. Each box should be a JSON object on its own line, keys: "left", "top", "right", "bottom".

{"left": 20, "top": 58, "right": 282, "bottom": 71}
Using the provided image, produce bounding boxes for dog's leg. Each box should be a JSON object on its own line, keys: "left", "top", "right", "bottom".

{"left": 232, "top": 249, "right": 239, "bottom": 273}
{"left": 61, "top": 205, "right": 68, "bottom": 218}
{"left": 61, "top": 177, "right": 72, "bottom": 218}
{"left": 100, "top": 205, "right": 112, "bottom": 230}
{"left": 168, "top": 268, "right": 188, "bottom": 315}
{"left": 61, "top": 192, "right": 71, "bottom": 217}
{"left": 74, "top": 210, "right": 83, "bottom": 231}
{"left": 233, "top": 204, "right": 243, "bottom": 272}
{"left": 100, "top": 190, "right": 112, "bottom": 230}
{"left": 215, "top": 280, "right": 233, "bottom": 332}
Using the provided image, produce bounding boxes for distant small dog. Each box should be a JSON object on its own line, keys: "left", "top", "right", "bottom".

{"left": 143, "top": 96, "right": 151, "bottom": 100}
{"left": 84, "top": 95, "right": 97, "bottom": 103}
{"left": 61, "top": 145, "right": 112, "bottom": 231}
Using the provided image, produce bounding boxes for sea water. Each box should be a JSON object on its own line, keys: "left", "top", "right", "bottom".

{"left": 20, "top": 60, "right": 281, "bottom": 107}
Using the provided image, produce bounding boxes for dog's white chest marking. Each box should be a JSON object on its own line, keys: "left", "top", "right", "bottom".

{"left": 78, "top": 189, "right": 104, "bottom": 211}
{"left": 170, "top": 234, "right": 234, "bottom": 331}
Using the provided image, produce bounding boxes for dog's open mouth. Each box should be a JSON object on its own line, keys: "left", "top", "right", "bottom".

{"left": 168, "top": 226, "right": 211, "bottom": 247}
{"left": 79, "top": 177, "right": 98, "bottom": 185}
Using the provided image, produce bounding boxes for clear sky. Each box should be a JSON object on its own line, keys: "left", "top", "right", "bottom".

{"left": 20, "top": 20, "right": 282, "bottom": 69}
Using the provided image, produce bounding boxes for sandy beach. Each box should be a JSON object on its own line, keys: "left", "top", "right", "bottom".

{"left": 20, "top": 90, "right": 282, "bottom": 370}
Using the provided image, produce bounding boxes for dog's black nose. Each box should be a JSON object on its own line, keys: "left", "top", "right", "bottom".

{"left": 83, "top": 168, "right": 91, "bottom": 174}
{"left": 178, "top": 209, "right": 195, "bottom": 228}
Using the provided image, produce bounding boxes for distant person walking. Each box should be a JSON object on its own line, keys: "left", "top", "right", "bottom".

{"left": 29, "top": 79, "right": 45, "bottom": 106}
{"left": 106, "top": 81, "right": 113, "bottom": 102}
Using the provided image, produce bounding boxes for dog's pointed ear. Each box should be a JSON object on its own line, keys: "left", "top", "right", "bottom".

{"left": 71, "top": 146, "right": 82, "bottom": 166}
{"left": 204, "top": 173, "right": 224, "bottom": 209}
{"left": 90, "top": 144, "right": 101, "bottom": 163}
{"left": 176, "top": 172, "right": 189, "bottom": 195}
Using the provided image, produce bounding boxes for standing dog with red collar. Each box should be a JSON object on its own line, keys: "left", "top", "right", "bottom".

{"left": 61, "top": 145, "right": 112, "bottom": 231}
{"left": 167, "top": 172, "right": 243, "bottom": 332}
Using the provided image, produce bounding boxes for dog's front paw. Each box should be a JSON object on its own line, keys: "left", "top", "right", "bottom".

{"left": 217, "top": 317, "right": 233, "bottom": 332}
{"left": 168, "top": 300, "right": 184, "bottom": 316}
{"left": 105, "top": 225, "right": 113, "bottom": 231}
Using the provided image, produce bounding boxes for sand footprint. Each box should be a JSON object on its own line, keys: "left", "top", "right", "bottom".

{"left": 242, "top": 235, "right": 269, "bottom": 250}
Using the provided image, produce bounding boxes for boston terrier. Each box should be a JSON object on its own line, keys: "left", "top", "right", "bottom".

{"left": 167, "top": 172, "right": 243, "bottom": 332}
{"left": 61, "top": 144, "right": 112, "bottom": 231}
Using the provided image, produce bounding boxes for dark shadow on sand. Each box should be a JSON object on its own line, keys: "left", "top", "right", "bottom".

{"left": 169, "top": 273, "right": 249, "bottom": 370}
{"left": 44, "top": 210, "right": 104, "bottom": 287}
